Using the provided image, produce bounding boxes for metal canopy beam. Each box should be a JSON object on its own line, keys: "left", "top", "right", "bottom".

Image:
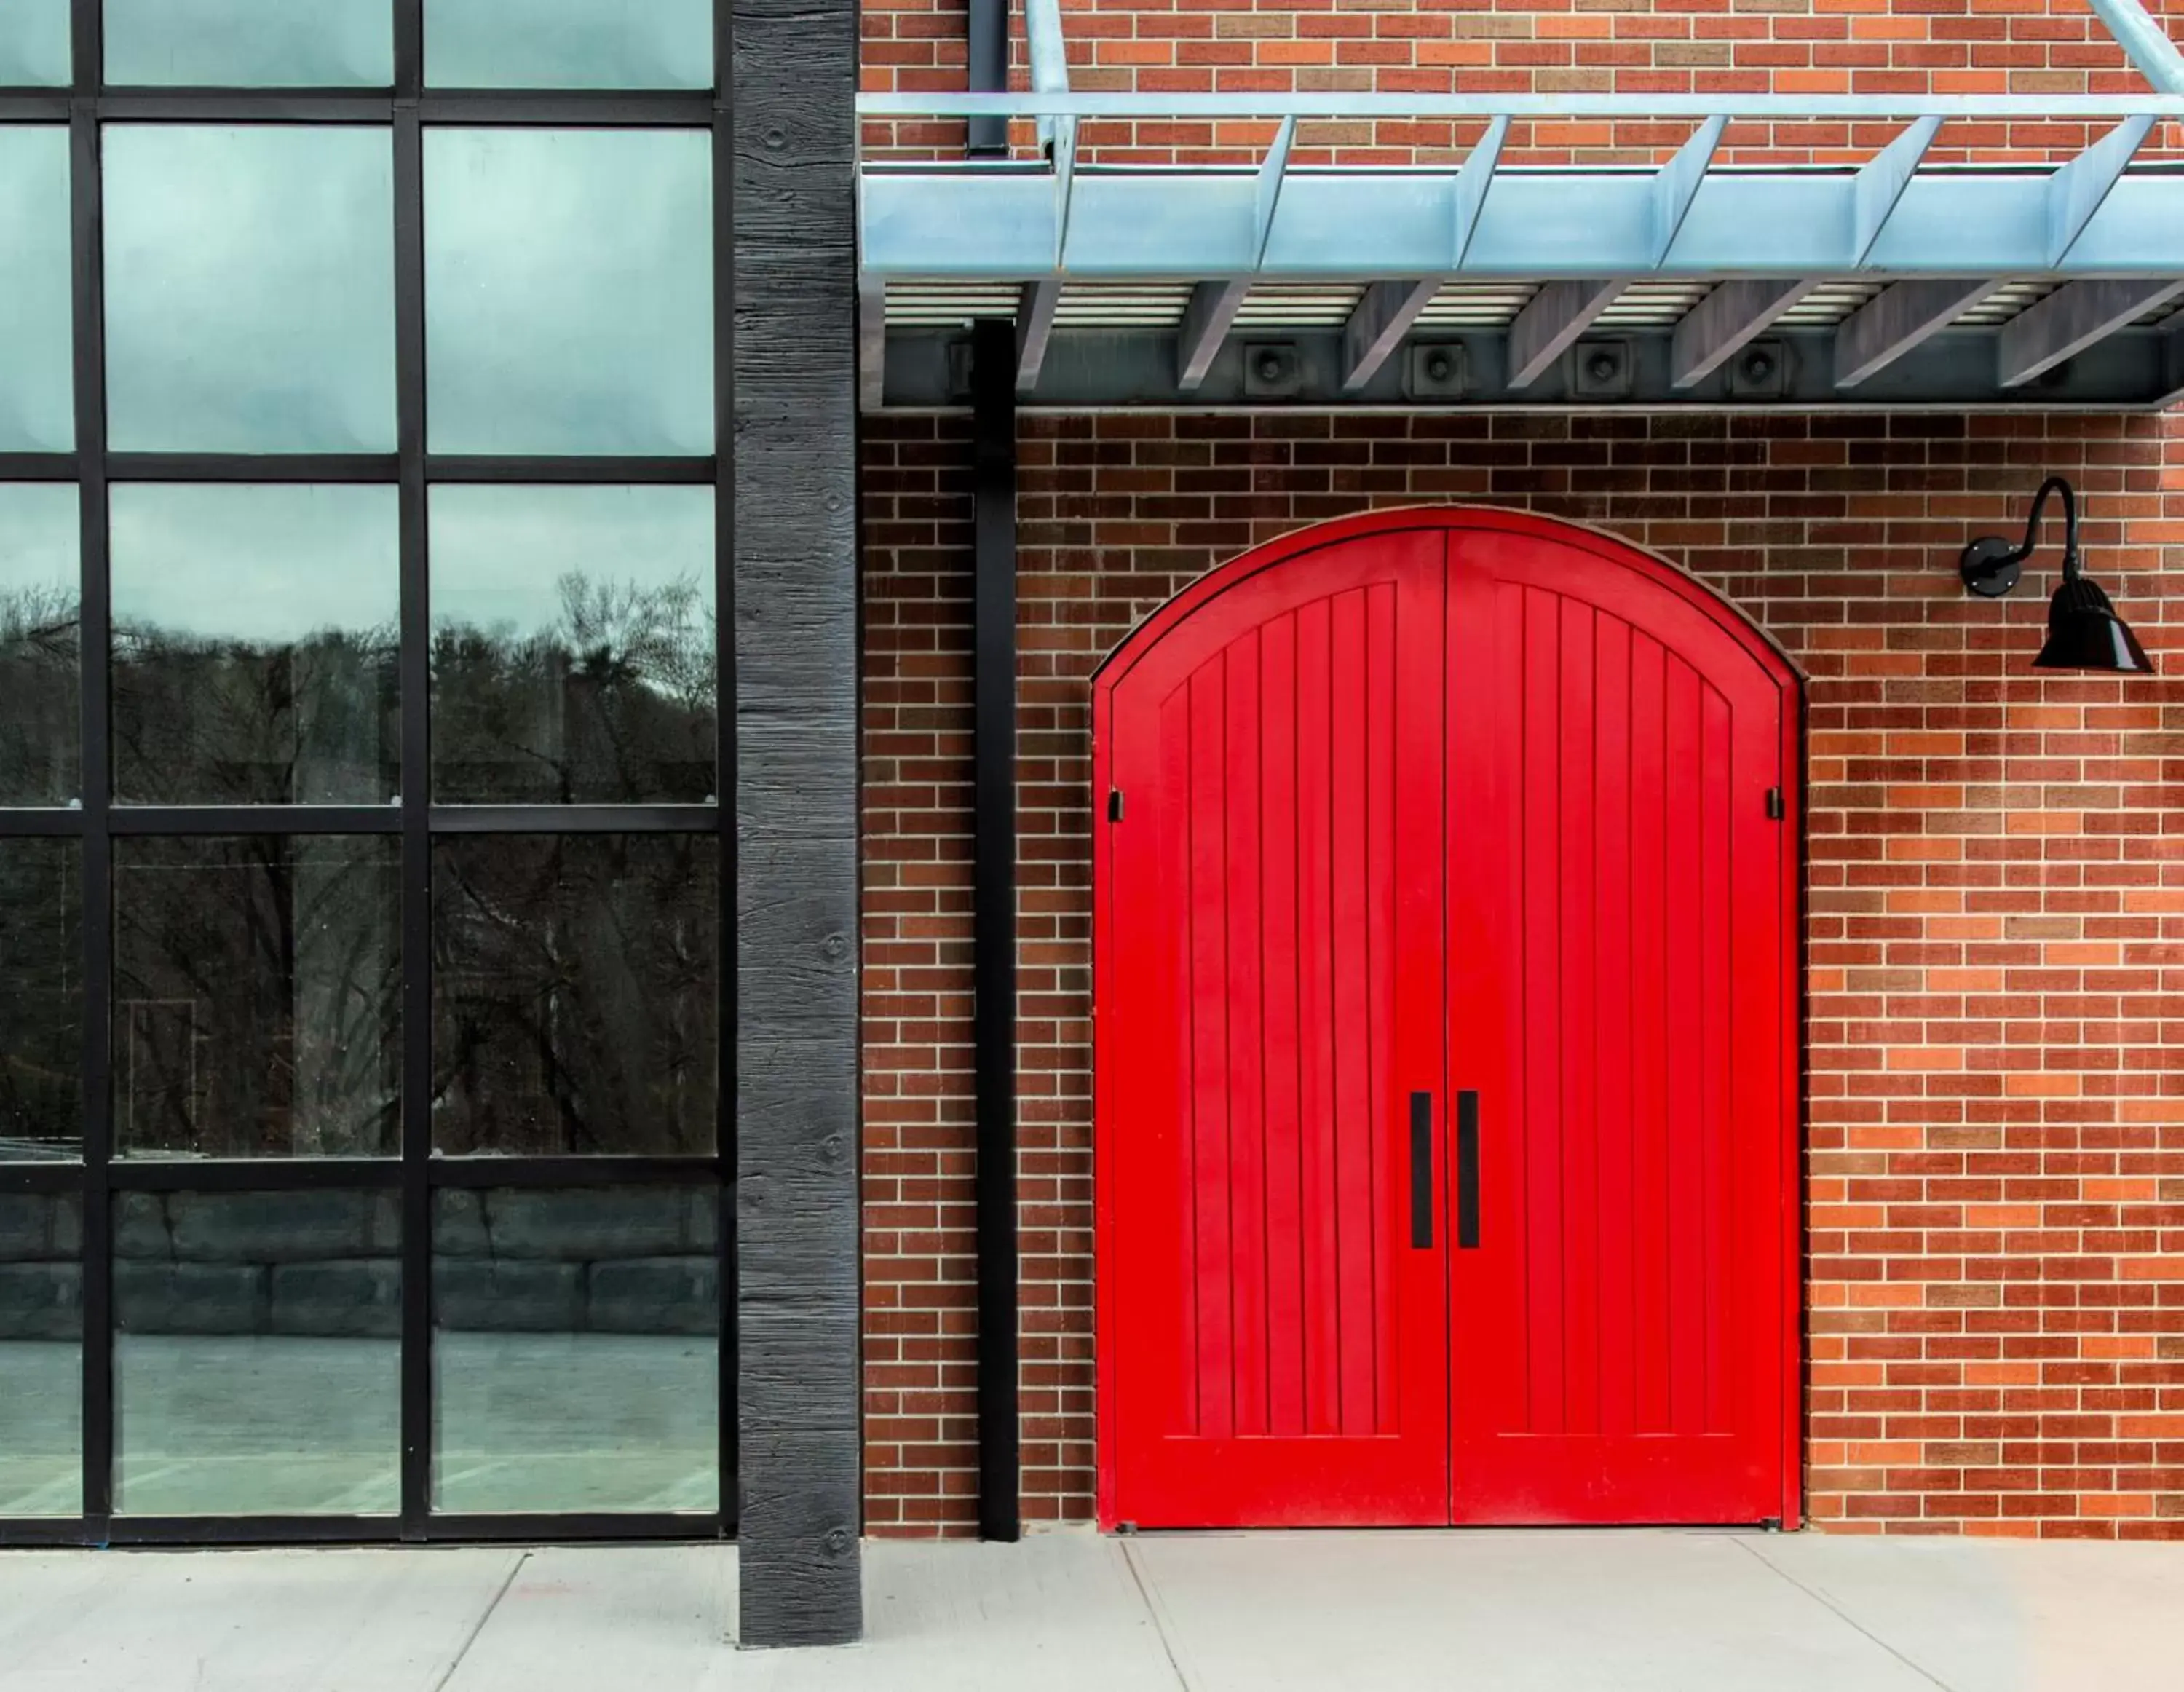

{"left": 1834, "top": 278, "right": 1999, "bottom": 388}
{"left": 859, "top": 92, "right": 2184, "bottom": 119}
{"left": 1998, "top": 277, "right": 2184, "bottom": 387}
{"left": 1671, "top": 278, "right": 1816, "bottom": 389}
{"left": 860, "top": 170, "right": 2184, "bottom": 282}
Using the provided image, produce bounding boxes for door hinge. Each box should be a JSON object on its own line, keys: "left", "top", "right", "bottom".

{"left": 1765, "top": 786, "right": 1784, "bottom": 821}
{"left": 1108, "top": 788, "right": 1125, "bottom": 823}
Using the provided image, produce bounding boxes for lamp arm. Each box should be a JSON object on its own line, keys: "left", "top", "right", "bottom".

{"left": 1998, "top": 475, "right": 2081, "bottom": 580}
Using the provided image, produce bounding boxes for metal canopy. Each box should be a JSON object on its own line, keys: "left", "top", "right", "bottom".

{"left": 858, "top": 0, "right": 2184, "bottom": 411}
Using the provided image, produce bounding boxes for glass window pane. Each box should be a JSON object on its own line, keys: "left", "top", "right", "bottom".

{"left": 0, "top": 1193, "right": 81, "bottom": 1517}
{"left": 115, "top": 837, "right": 400, "bottom": 1159}
{"left": 0, "top": 486, "right": 79, "bottom": 807}
{"left": 0, "top": 127, "right": 72, "bottom": 452}
{"left": 0, "top": 842, "right": 80, "bottom": 1162}
{"left": 104, "top": 126, "right": 396, "bottom": 454}
{"left": 105, "top": 0, "right": 392, "bottom": 87}
{"left": 432, "top": 1184, "right": 717, "bottom": 1514}
{"left": 0, "top": 1, "right": 68, "bottom": 87}
{"left": 431, "top": 486, "right": 716, "bottom": 805}
{"left": 111, "top": 485, "right": 399, "bottom": 806}
{"left": 426, "top": 0, "right": 710, "bottom": 90}
{"left": 115, "top": 1188, "right": 400, "bottom": 1515}
{"left": 432, "top": 835, "right": 717, "bottom": 1156}
{"left": 424, "top": 130, "right": 712, "bottom": 456}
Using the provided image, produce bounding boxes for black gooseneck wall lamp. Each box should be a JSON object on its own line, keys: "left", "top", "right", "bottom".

{"left": 1959, "top": 475, "right": 2155, "bottom": 673}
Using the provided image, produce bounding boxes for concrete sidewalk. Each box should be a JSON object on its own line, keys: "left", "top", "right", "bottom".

{"left": 2, "top": 1528, "right": 2178, "bottom": 1691}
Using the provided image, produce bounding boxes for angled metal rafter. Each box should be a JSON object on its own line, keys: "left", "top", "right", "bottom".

{"left": 1653, "top": 115, "right": 1725, "bottom": 264}
{"left": 1178, "top": 280, "right": 1250, "bottom": 391}
{"left": 1016, "top": 278, "right": 1061, "bottom": 393}
{"left": 1851, "top": 115, "right": 1941, "bottom": 264}
{"left": 1671, "top": 278, "right": 1818, "bottom": 389}
{"left": 1337, "top": 117, "right": 1509, "bottom": 392}
{"left": 1508, "top": 279, "right": 1628, "bottom": 390}
{"left": 1253, "top": 116, "right": 1299, "bottom": 269}
{"left": 1173, "top": 119, "right": 1297, "bottom": 388}
{"left": 859, "top": 277, "right": 887, "bottom": 412}
{"left": 2085, "top": 0, "right": 2184, "bottom": 92}
{"left": 1998, "top": 277, "right": 2184, "bottom": 387}
{"left": 1343, "top": 279, "right": 1441, "bottom": 392}
{"left": 1834, "top": 278, "right": 2000, "bottom": 388}
{"left": 2047, "top": 115, "right": 2154, "bottom": 264}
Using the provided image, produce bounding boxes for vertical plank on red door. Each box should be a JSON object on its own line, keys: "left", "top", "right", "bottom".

{"left": 1592, "top": 613, "right": 1636, "bottom": 1441}
{"left": 1521, "top": 586, "right": 1565, "bottom": 1436}
{"left": 1698, "top": 686, "right": 1734, "bottom": 1434}
{"left": 1259, "top": 613, "right": 1307, "bottom": 1438}
{"left": 1626, "top": 630, "right": 1671, "bottom": 1436}
{"left": 1729, "top": 686, "right": 1787, "bottom": 1509}
{"left": 1155, "top": 684, "right": 1200, "bottom": 1435}
{"left": 1329, "top": 588, "right": 1376, "bottom": 1436}
{"left": 1662, "top": 657, "right": 1705, "bottom": 1436}
{"left": 1187, "top": 664, "right": 1235, "bottom": 1439}
{"left": 1365, "top": 583, "right": 1400, "bottom": 1433}
{"left": 1486, "top": 578, "right": 1528, "bottom": 1434}
{"left": 1224, "top": 633, "right": 1270, "bottom": 1436}
{"left": 1294, "top": 598, "right": 1341, "bottom": 1436}
{"left": 1558, "top": 598, "right": 1600, "bottom": 1437}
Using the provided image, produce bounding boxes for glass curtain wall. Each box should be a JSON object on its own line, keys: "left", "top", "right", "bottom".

{"left": 0, "top": 0, "right": 729, "bottom": 1544}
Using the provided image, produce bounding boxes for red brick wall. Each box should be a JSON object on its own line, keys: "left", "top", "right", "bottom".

{"left": 860, "top": 0, "right": 2184, "bottom": 163}
{"left": 861, "top": 407, "right": 2184, "bottom": 1538}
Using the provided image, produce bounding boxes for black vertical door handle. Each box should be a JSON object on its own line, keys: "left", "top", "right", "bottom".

{"left": 1456, "top": 1089, "right": 1481, "bottom": 1249}
{"left": 1409, "top": 1091, "right": 1432, "bottom": 1249}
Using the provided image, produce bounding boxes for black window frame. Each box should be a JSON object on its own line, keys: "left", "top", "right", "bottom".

{"left": 0, "top": 0, "right": 735, "bottom": 1549}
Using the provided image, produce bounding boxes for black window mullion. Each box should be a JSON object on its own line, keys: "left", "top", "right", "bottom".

{"left": 392, "top": 0, "right": 430, "bottom": 1522}
{"left": 106, "top": 806, "right": 403, "bottom": 835}
{"left": 105, "top": 453, "right": 399, "bottom": 483}
{"left": 68, "top": 0, "right": 110, "bottom": 1535}
{"left": 0, "top": 454, "right": 81, "bottom": 480}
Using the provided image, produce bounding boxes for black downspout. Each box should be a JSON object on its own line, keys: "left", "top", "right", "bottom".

{"left": 971, "top": 318, "right": 1021, "bottom": 1543}
{"left": 968, "top": 0, "right": 1007, "bottom": 157}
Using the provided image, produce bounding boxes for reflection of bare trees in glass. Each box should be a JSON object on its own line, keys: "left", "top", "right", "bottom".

{"left": 432, "top": 571, "right": 716, "bottom": 804}
{"left": 432, "top": 834, "right": 716, "bottom": 1156}
{"left": 0, "top": 583, "right": 80, "bottom": 806}
{"left": 114, "top": 839, "right": 401, "bottom": 1158}
{"left": 111, "top": 618, "right": 399, "bottom": 805}
{"left": 0, "top": 842, "right": 81, "bottom": 1158}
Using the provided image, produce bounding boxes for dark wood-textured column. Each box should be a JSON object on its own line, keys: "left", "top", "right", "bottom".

{"left": 733, "top": 0, "right": 864, "bottom": 1650}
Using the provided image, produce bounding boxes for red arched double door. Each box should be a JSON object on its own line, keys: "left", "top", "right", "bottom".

{"left": 1092, "top": 508, "right": 1800, "bottom": 1530}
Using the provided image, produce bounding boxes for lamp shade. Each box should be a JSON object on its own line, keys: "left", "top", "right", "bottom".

{"left": 2033, "top": 573, "right": 2154, "bottom": 673}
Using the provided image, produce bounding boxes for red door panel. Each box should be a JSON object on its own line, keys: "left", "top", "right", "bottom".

{"left": 1095, "top": 509, "right": 1799, "bottom": 1533}
{"left": 1098, "top": 529, "right": 1449, "bottom": 1528}
{"left": 1444, "top": 526, "right": 1792, "bottom": 1525}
